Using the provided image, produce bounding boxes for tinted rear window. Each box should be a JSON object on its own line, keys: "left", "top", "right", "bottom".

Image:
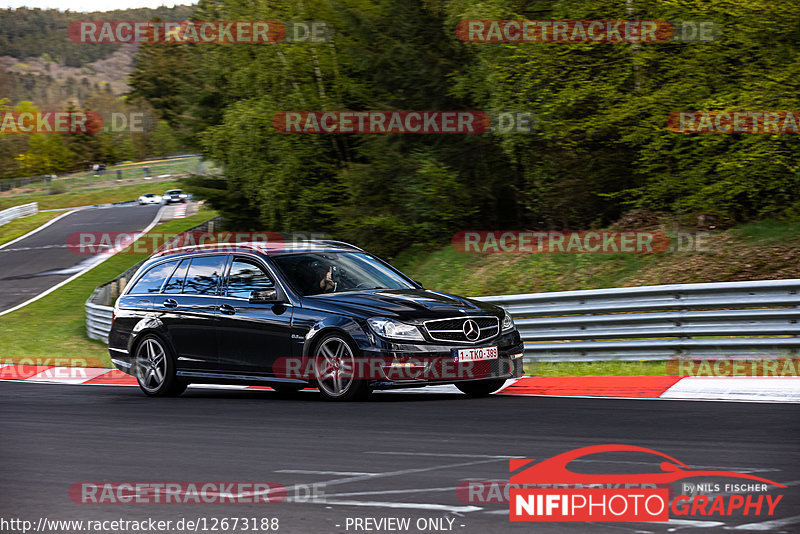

{"left": 162, "top": 258, "right": 189, "bottom": 294}
{"left": 127, "top": 260, "right": 179, "bottom": 295}
{"left": 183, "top": 256, "right": 225, "bottom": 295}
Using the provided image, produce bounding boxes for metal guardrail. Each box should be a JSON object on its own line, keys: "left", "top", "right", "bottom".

{"left": 0, "top": 202, "right": 37, "bottom": 226}
{"left": 85, "top": 298, "right": 115, "bottom": 343}
{"left": 87, "top": 274, "right": 800, "bottom": 361}
{"left": 474, "top": 279, "right": 800, "bottom": 361}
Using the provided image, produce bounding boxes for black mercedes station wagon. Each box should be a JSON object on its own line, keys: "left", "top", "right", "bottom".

{"left": 108, "top": 241, "right": 524, "bottom": 401}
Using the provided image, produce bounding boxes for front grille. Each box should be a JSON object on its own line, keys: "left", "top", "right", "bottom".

{"left": 424, "top": 316, "right": 500, "bottom": 343}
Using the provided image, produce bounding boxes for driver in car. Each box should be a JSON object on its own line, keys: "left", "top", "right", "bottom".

{"left": 318, "top": 265, "right": 336, "bottom": 293}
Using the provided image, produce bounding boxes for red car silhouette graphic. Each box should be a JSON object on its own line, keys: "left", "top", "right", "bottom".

{"left": 509, "top": 444, "right": 786, "bottom": 487}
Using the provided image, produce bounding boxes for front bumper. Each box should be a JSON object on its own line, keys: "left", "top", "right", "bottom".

{"left": 359, "top": 330, "right": 525, "bottom": 388}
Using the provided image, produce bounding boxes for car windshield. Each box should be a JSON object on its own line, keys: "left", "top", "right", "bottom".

{"left": 167, "top": 190, "right": 181, "bottom": 194}
{"left": 272, "top": 252, "right": 414, "bottom": 296}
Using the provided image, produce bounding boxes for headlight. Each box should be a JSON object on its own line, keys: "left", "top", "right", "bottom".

{"left": 502, "top": 310, "right": 515, "bottom": 332}
{"left": 367, "top": 317, "right": 424, "bottom": 341}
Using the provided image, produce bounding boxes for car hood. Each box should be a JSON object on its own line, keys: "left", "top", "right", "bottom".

{"left": 300, "top": 288, "right": 502, "bottom": 323}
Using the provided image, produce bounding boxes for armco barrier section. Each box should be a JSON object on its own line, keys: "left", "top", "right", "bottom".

{"left": 85, "top": 300, "right": 114, "bottom": 343}
{"left": 0, "top": 202, "right": 37, "bottom": 226}
{"left": 474, "top": 279, "right": 800, "bottom": 361}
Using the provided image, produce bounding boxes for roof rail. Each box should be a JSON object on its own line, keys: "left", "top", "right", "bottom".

{"left": 312, "top": 239, "right": 365, "bottom": 252}
{"left": 152, "top": 241, "right": 266, "bottom": 256}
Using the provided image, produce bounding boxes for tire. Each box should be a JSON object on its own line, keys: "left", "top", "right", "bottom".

{"left": 312, "top": 334, "right": 369, "bottom": 401}
{"left": 455, "top": 379, "right": 507, "bottom": 398}
{"left": 133, "top": 334, "right": 186, "bottom": 397}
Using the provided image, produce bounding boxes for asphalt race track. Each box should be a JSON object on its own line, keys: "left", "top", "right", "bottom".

{"left": 1, "top": 382, "right": 797, "bottom": 533}
{"left": 0, "top": 205, "right": 160, "bottom": 313}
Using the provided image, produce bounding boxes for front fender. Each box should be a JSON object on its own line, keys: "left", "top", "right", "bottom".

{"left": 300, "top": 315, "right": 372, "bottom": 362}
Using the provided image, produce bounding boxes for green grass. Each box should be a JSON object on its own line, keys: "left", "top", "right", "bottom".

{"left": 0, "top": 156, "right": 206, "bottom": 196}
{"left": 524, "top": 360, "right": 669, "bottom": 376}
{"left": 733, "top": 219, "right": 800, "bottom": 244}
{"left": 0, "top": 211, "right": 217, "bottom": 369}
{"left": 393, "top": 221, "right": 800, "bottom": 297}
{"left": 0, "top": 180, "right": 184, "bottom": 211}
{"left": 393, "top": 244, "right": 662, "bottom": 296}
{"left": 0, "top": 211, "right": 64, "bottom": 246}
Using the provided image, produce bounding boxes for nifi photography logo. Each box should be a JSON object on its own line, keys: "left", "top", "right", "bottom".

{"left": 506, "top": 445, "right": 785, "bottom": 522}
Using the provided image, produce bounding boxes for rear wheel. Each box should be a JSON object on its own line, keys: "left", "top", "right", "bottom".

{"left": 313, "top": 334, "right": 369, "bottom": 401}
{"left": 133, "top": 335, "right": 186, "bottom": 397}
{"left": 455, "top": 379, "right": 507, "bottom": 397}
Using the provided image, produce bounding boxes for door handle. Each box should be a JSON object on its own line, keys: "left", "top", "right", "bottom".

{"left": 219, "top": 304, "right": 236, "bottom": 315}
{"left": 163, "top": 298, "right": 178, "bottom": 308}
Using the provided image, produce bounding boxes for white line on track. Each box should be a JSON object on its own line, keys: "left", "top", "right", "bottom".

{"left": 0, "top": 208, "right": 82, "bottom": 251}
{"left": 318, "top": 487, "right": 456, "bottom": 499}
{"left": 321, "top": 500, "right": 481, "bottom": 513}
{"left": 728, "top": 514, "right": 800, "bottom": 530}
{"left": 275, "top": 470, "right": 379, "bottom": 476}
{"left": 368, "top": 452, "right": 524, "bottom": 459}
{"left": 499, "top": 392, "right": 800, "bottom": 404}
{"left": 0, "top": 205, "right": 164, "bottom": 317}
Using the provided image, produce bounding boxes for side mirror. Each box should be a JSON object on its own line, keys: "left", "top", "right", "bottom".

{"left": 414, "top": 280, "right": 424, "bottom": 289}
{"left": 249, "top": 289, "right": 281, "bottom": 304}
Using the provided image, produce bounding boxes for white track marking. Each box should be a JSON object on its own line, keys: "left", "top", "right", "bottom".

{"left": 321, "top": 500, "right": 481, "bottom": 513}
{"left": 275, "top": 470, "right": 380, "bottom": 476}
{"left": 319, "top": 487, "right": 456, "bottom": 499}
{"left": 0, "top": 208, "right": 81, "bottom": 251}
{"left": 369, "top": 452, "right": 523, "bottom": 459}
{"left": 26, "top": 367, "right": 111, "bottom": 384}
{"left": 0, "top": 206, "right": 164, "bottom": 317}
{"left": 501, "top": 392, "right": 800, "bottom": 404}
{"left": 729, "top": 514, "right": 800, "bottom": 531}
{"left": 661, "top": 376, "right": 800, "bottom": 403}
{"left": 647, "top": 519, "right": 725, "bottom": 529}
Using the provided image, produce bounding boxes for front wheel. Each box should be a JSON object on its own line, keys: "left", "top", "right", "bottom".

{"left": 313, "top": 334, "right": 369, "bottom": 401}
{"left": 133, "top": 335, "right": 186, "bottom": 397}
{"left": 455, "top": 379, "right": 507, "bottom": 397}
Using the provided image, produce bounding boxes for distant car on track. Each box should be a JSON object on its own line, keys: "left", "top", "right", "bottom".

{"left": 108, "top": 241, "right": 524, "bottom": 401}
{"left": 164, "top": 189, "right": 188, "bottom": 204}
{"left": 137, "top": 193, "right": 162, "bottom": 205}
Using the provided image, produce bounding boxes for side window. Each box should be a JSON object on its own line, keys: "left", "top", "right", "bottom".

{"left": 162, "top": 258, "right": 189, "bottom": 294}
{"left": 182, "top": 255, "right": 225, "bottom": 295}
{"left": 127, "top": 260, "right": 179, "bottom": 295}
{"left": 227, "top": 258, "right": 275, "bottom": 299}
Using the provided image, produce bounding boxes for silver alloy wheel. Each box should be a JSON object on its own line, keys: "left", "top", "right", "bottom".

{"left": 314, "top": 336, "right": 355, "bottom": 398}
{"left": 135, "top": 338, "right": 168, "bottom": 394}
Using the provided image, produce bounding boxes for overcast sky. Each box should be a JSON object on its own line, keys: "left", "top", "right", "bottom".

{"left": 3, "top": 0, "right": 197, "bottom": 10}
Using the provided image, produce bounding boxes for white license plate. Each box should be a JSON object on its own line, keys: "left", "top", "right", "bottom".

{"left": 454, "top": 346, "right": 498, "bottom": 363}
